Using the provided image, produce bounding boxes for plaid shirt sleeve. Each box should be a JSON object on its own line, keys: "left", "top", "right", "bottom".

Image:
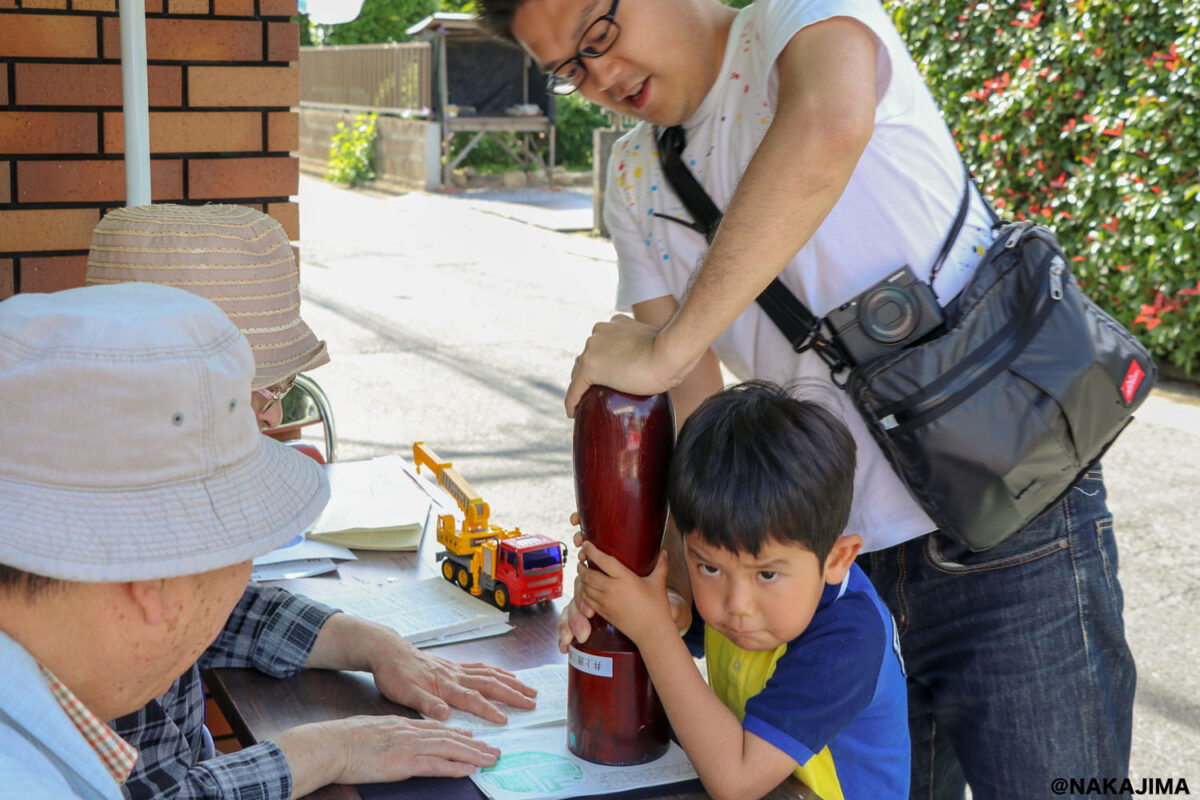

{"left": 199, "top": 582, "right": 338, "bottom": 677}
{"left": 168, "top": 741, "right": 293, "bottom": 800}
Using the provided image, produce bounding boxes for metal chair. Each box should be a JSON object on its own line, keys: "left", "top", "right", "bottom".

{"left": 262, "top": 373, "right": 338, "bottom": 463}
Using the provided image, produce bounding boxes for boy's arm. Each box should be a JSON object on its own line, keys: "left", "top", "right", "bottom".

{"left": 640, "top": 629, "right": 805, "bottom": 800}
{"left": 577, "top": 545, "right": 799, "bottom": 800}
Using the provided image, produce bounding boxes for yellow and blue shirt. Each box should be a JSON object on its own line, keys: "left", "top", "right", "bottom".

{"left": 705, "top": 563, "right": 909, "bottom": 799}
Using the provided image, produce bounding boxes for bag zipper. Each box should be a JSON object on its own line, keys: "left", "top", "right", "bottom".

{"left": 878, "top": 250, "right": 1062, "bottom": 431}
{"left": 1049, "top": 255, "right": 1065, "bottom": 300}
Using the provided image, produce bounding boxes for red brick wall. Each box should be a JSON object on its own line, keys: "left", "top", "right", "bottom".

{"left": 0, "top": 0, "right": 301, "bottom": 298}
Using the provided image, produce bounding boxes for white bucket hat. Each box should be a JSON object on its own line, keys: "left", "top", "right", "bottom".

{"left": 0, "top": 283, "right": 330, "bottom": 582}
{"left": 85, "top": 204, "right": 329, "bottom": 391}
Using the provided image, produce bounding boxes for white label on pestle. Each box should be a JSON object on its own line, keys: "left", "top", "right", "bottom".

{"left": 568, "top": 645, "right": 614, "bottom": 678}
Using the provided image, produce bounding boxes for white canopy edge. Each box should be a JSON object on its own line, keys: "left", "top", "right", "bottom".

{"left": 119, "top": 0, "right": 151, "bottom": 206}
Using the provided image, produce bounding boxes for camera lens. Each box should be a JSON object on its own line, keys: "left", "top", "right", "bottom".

{"left": 858, "top": 286, "right": 918, "bottom": 343}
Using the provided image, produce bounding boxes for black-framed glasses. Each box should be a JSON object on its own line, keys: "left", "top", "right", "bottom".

{"left": 546, "top": 0, "right": 621, "bottom": 96}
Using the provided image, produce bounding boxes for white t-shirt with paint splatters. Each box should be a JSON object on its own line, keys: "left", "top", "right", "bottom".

{"left": 604, "top": 0, "right": 997, "bottom": 552}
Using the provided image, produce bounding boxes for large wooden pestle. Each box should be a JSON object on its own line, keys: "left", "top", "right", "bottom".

{"left": 567, "top": 385, "right": 674, "bottom": 765}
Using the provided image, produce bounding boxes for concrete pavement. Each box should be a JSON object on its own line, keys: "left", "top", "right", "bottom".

{"left": 293, "top": 174, "right": 1200, "bottom": 790}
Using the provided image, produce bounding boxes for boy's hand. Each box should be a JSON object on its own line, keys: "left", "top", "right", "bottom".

{"left": 557, "top": 518, "right": 597, "bottom": 653}
{"left": 576, "top": 542, "right": 675, "bottom": 646}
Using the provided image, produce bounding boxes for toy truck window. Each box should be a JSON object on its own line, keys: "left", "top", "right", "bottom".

{"left": 503, "top": 549, "right": 516, "bottom": 568}
{"left": 522, "top": 545, "right": 564, "bottom": 572}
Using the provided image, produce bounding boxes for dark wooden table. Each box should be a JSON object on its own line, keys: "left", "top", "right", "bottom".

{"left": 205, "top": 532, "right": 817, "bottom": 800}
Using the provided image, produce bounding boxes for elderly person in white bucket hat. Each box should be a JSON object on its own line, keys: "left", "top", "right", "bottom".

{"left": 69, "top": 206, "right": 538, "bottom": 800}
{"left": 0, "top": 283, "right": 331, "bottom": 798}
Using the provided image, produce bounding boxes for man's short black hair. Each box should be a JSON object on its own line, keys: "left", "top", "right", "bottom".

{"left": 0, "top": 564, "right": 60, "bottom": 599}
{"left": 668, "top": 381, "right": 856, "bottom": 565}
{"left": 475, "top": 0, "right": 525, "bottom": 45}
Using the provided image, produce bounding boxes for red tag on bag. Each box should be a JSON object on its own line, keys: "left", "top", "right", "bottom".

{"left": 1121, "top": 360, "right": 1146, "bottom": 405}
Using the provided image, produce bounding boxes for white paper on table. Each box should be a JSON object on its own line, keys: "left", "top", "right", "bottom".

{"left": 309, "top": 456, "right": 433, "bottom": 538}
{"left": 438, "top": 664, "right": 568, "bottom": 733}
{"left": 303, "top": 577, "right": 509, "bottom": 643}
{"left": 470, "top": 726, "right": 697, "bottom": 800}
{"left": 251, "top": 558, "right": 338, "bottom": 582}
{"left": 253, "top": 537, "right": 357, "bottom": 566}
{"left": 413, "top": 621, "right": 514, "bottom": 649}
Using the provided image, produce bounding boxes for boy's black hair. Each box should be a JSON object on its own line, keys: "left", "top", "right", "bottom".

{"left": 475, "top": 0, "right": 525, "bottom": 45}
{"left": 668, "top": 381, "right": 856, "bottom": 566}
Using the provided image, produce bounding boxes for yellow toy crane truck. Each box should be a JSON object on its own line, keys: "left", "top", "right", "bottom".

{"left": 413, "top": 442, "right": 565, "bottom": 610}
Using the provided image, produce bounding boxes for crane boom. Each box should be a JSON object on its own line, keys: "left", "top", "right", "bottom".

{"left": 412, "top": 441, "right": 490, "bottom": 532}
{"left": 411, "top": 440, "right": 565, "bottom": 609}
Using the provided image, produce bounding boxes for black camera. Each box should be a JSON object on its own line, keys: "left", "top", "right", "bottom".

{"left": 824, "top": 266, "right": 945, "bottom": 367}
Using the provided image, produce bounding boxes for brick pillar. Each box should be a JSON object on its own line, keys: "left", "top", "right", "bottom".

{"left": 0, "top": 0, "right": 301, "bottom": 298}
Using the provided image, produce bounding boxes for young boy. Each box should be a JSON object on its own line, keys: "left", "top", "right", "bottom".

{"left": 576, "top": 381, "right": 909, "bottom": 800}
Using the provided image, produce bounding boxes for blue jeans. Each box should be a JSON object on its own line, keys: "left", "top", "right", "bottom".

{"left": 861, "top": 465, "right": 1136, "bottom": 800}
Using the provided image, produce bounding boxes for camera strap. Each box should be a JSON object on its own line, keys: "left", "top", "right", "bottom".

{"left": 654, "top": 124, "right": 977, "bottom": 379}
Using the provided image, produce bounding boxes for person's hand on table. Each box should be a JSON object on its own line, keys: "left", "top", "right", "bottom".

{"left": 303, "top": 612, "right": 537, "bottom": 725}
{"left": 370, "top": 635, "right": 538, "bottom": 725}
{"left": 564, "top": 314, "right": 701, "bottom": 417}
{"left": 276, "top": 715, "right": 499, "bottom": 796}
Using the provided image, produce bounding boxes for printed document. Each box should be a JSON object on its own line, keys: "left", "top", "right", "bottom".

{"left": 308, "top": 456, "right": 451, "bottom": 550}
{"left": 251, "top": 537, "right": 356, "bottom": 581}
{"left": 440, "top": 664, "right": 568, "bottom": 733}
{"left": 442, "top": 664, "right": 696, "bottom": 800}
{"left": 471, "top": 727, "right": 697, "bottom": 800}
{"left": 303, "top": 576, "right": 510, "bottom": 645}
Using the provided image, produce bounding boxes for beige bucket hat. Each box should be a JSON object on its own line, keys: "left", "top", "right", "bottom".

{"left": 0, "top": 283, "right": 330, "bottom": 582}
{"left": 86, "top": 204, "right": 329, "bottom": 391}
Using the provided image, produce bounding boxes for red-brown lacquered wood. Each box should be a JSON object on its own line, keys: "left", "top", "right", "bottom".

{"left": 568, "top": 386, "right": 674, "bottom": 765}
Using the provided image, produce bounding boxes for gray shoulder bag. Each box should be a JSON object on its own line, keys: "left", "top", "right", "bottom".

{"left": 655, "top": 125, "right": 1156, "bottom": 550}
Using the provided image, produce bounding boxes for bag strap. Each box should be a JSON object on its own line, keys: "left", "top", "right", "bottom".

{"left": 654, "top": 124, "right": 979, "bottom": 371}
{"left": 654, "top": 125, "right": 722, "bottom": 244}
{"left": 655, "top": 125, "right": 838, "bottom": 370}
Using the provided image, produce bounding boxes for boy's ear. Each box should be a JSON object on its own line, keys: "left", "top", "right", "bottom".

{"left": 823, "top": 534, "right": 863, "bottom": 585}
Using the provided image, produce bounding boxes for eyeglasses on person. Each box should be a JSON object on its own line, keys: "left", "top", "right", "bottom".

{"left": 256, "top": 375, "right": 296, "bottom": 415}
{"left": 546, "top": 0, "right": 621, "bottom": 96}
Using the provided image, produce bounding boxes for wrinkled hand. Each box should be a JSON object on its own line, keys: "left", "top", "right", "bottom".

{"left": 565, "top": 315, "right": 691, "bottom": 417}
{"left": 372, "top": 642, "right": 537, "bottom": 725}
{"left": 287, "top": 715, "right": 500, "bottom": 787}
{"left": 575, "top": 542, "right": 676, "bottom": 646}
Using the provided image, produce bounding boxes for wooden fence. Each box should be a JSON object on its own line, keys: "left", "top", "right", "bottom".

{"left": 299, "top": 43, "right": 432, "bottom": 115}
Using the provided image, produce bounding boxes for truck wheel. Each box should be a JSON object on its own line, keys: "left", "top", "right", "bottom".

{"left": 441, "top": 560, "right": 454, "bottom": 582}
{"left": 456, "top": 566, "right": 472, "bottom": 589}
{"left": 493, "top": 584, "right": 510, "bottom": 610}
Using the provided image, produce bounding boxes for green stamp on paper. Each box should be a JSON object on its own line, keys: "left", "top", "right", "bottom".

{"left": 479, "top": 751, "right": 584, "bottom": 793}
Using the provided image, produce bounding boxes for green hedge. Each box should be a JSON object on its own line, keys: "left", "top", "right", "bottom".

{"left": 886, "top": 0, "right": 1199, "bottom": 373}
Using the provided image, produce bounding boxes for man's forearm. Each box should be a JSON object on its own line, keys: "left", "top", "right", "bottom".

{"left": 657, "top": 119, "right": 866, "bottom": 372}
{"left": 656, "top": 19, "right": 877, "bottom": 374}
{"left": 303, "top": 612, "right": 406, "bottom": 673}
